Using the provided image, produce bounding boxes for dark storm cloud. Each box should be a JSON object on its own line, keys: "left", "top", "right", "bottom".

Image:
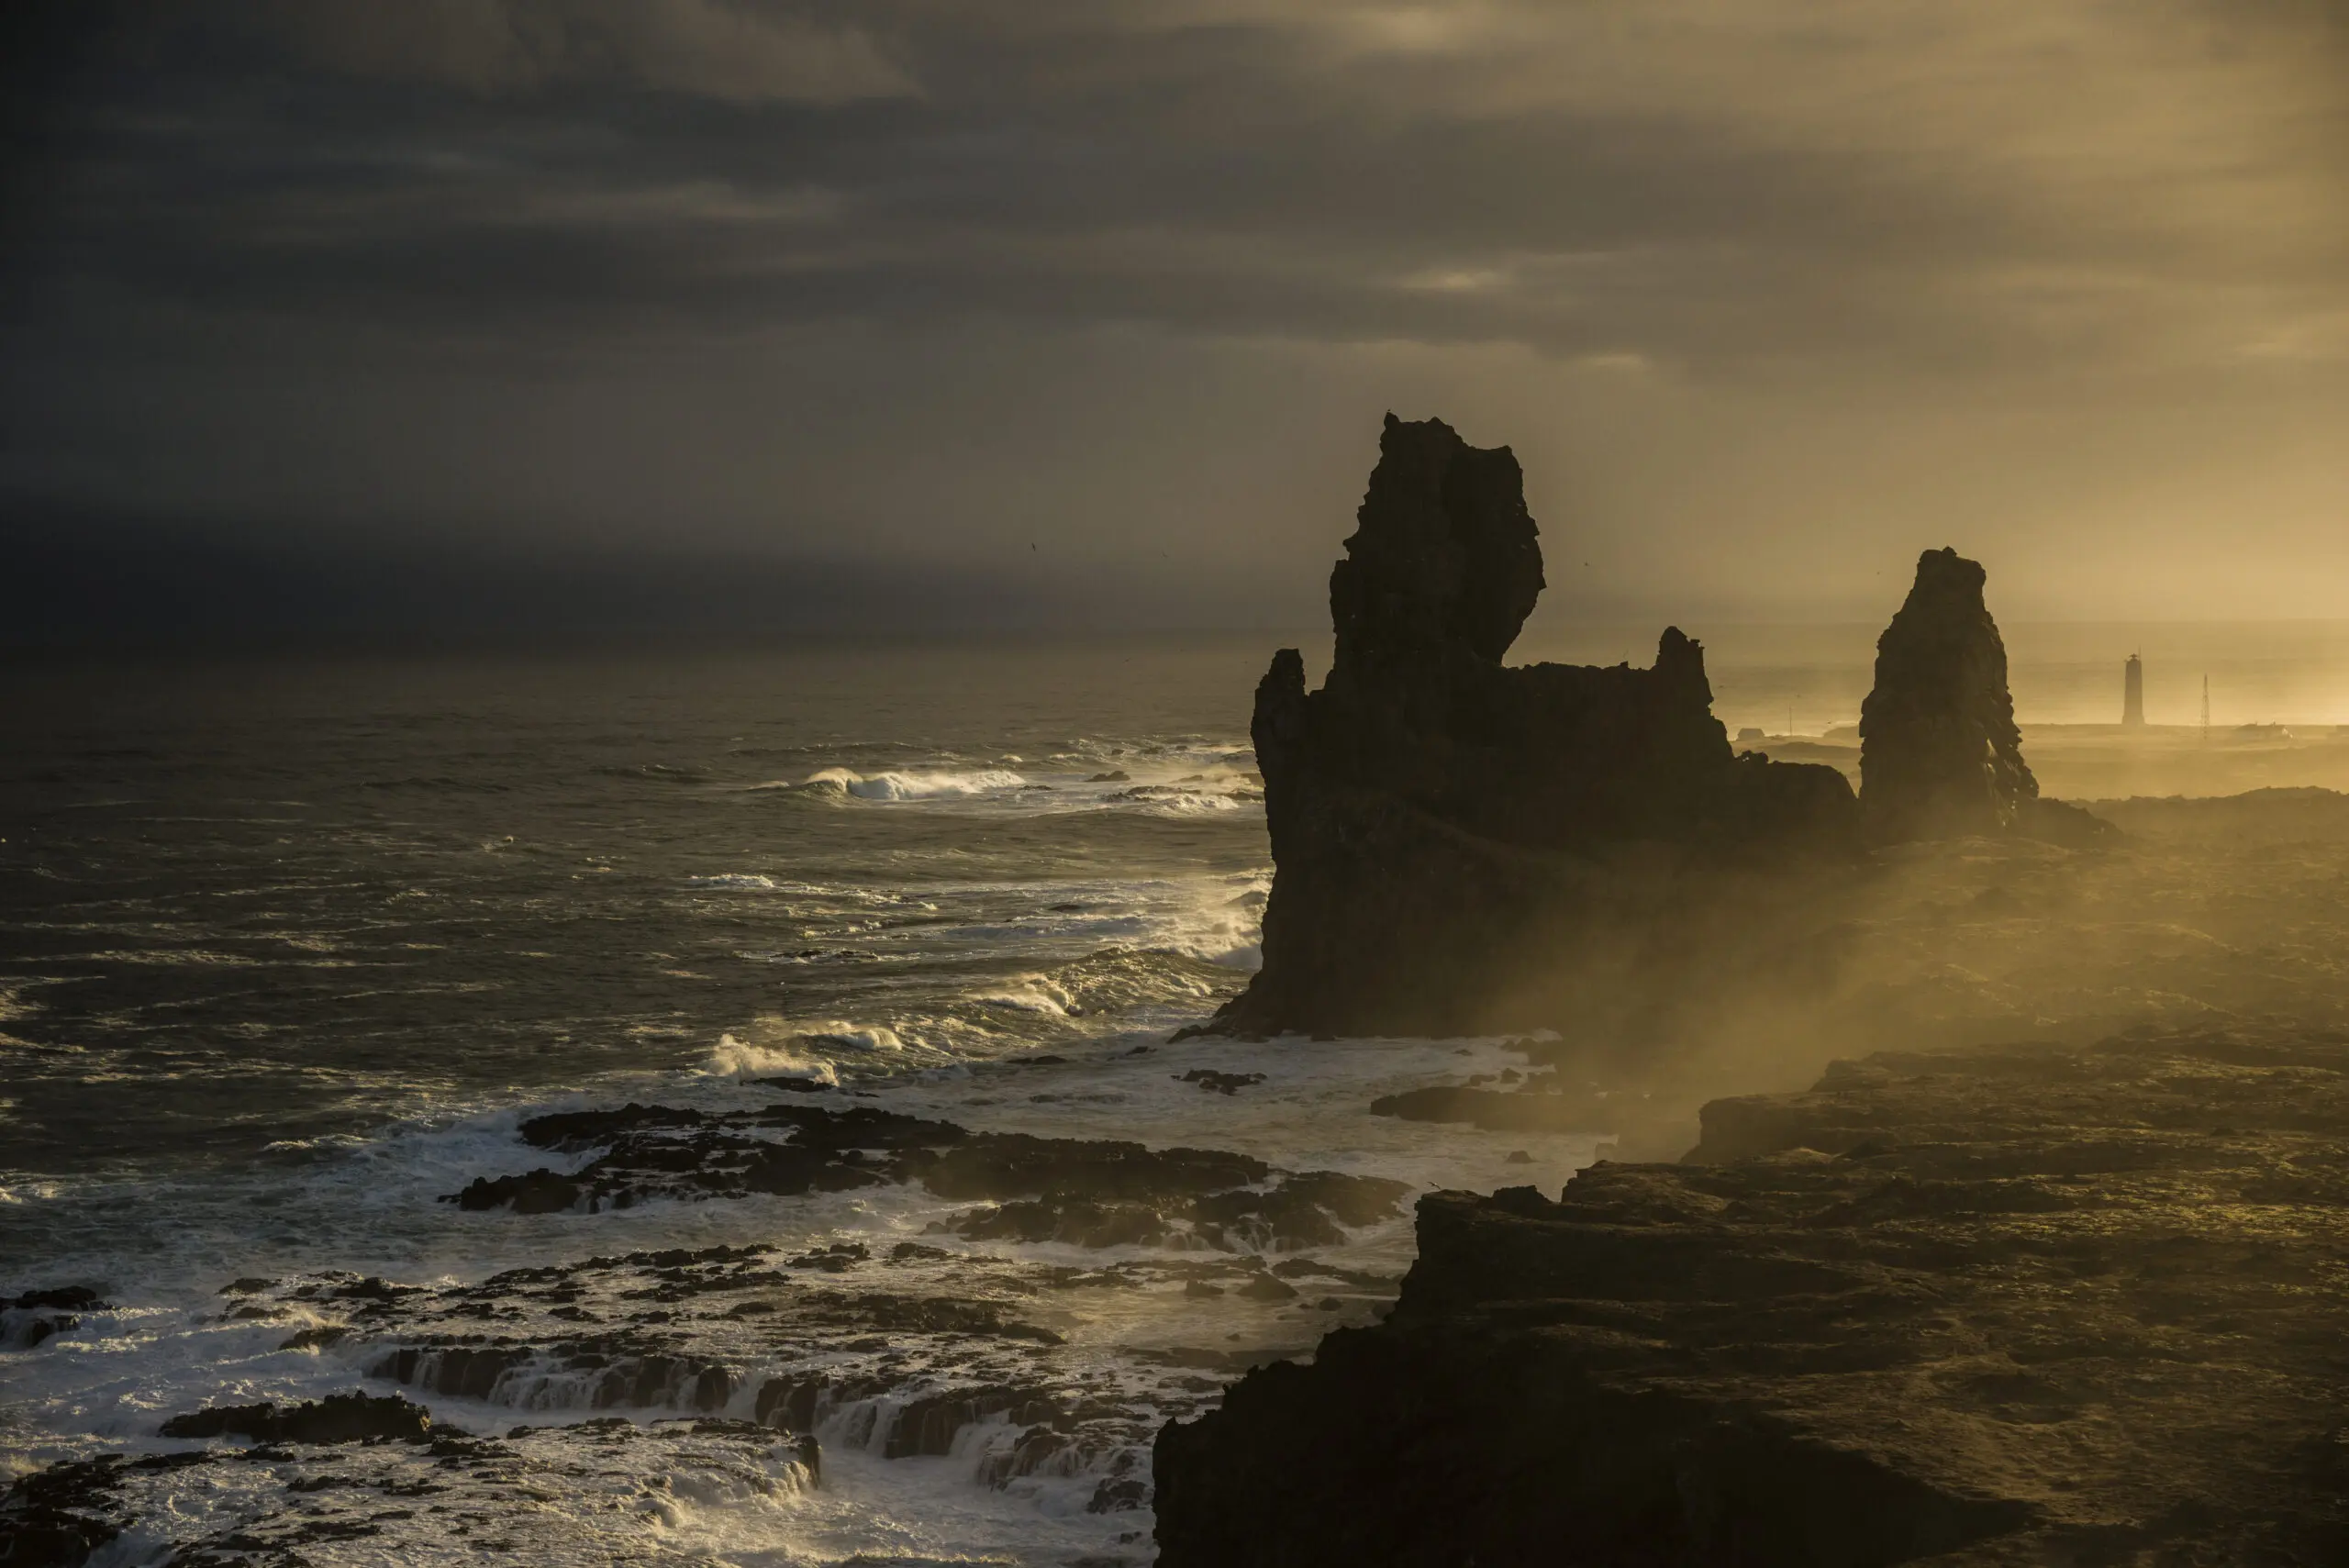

{"left": 12, "top": 0, "right": 2341, "bottom": 368}
{"left": 4, "top": 0, "right": 2346, "bottom": 636}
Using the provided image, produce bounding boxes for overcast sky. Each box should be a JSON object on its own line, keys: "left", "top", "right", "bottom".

{"left": 5, "top": 0, "right": 2345, "bottom": 631}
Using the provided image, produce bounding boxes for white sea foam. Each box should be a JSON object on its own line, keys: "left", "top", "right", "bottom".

{"left": 929, "top": 872, "right": 1268, "bottom": 973}
{"left": 0, "top": 1026, "right": 1602, "bottom": 1566}
{"left": 1126, "top": 789, "right": 1252, "bottom": 816}
{"left": 972, "top": 976, "right": 1075, "bottom": 1017}
{"left": 803, "top": 767, "right": 1027, "bottom": 801}
{"left": 1146, "top": 874, "right": 1270, "bottom": 969}
{"left": 0, "top": 664, "right": 1616, "bottom": 1562}
{"left": 700, "top": 1032, "right": 858, "bottom": 1078}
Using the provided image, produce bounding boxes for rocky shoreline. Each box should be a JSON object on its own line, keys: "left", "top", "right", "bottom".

{"left": 0, "top": 1094, "right": 1418, "bottom": 1565}
{"left": 1150, "top": 416, "right": 2346, "bottom": 1562}
{"left": 1154, "top": 1024, "right": 2349, "bottom": 1565}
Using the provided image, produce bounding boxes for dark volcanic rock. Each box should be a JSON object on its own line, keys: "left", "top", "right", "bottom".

{"left": 1198, "top": 414, "right": 1859, "bottom": 1039}
{"left": 0, "top": 1455, "right": 149, "bottom": 1567}
{"left": 1152, "top": 1028, "right": 2349, "bottom": 1566}
{"left": 3, "top": 1287, "right": 109, "bottom": 1352}
{"left": 7, "top": 1288, "right": 106, "bottom": 1312}
{"left": 1175, "top": 1069, "right": 1266, "bottom": 1095}
{"left": 1368, "top": 1083, "right": 1614, "bottom": 1132}
{"left": 450, "top": 1103, "right": 965, "bottom": 1213}
{"left": 452, "top": 1167, "right": 585, "bottom": 1213}
{"left": 1860, "top": 548, "right": 2037, "bottom": 842}
{"left": 941, "top": 1169, "right": 1408, "bottom": 1253}
{"left": 1857, "top": 549, "right": 2116, "bottom": 847}
{"left": 161, "top": 1393, "right": 431, "bottom": 1444}
{"left": 518, "top": 1103, "right": 709, "bottom": 1152}
{"left": 917, "top": 1133, "right": 1264, "bottom": 1204}
{"left": 452, "top": 1104, "right": 1404, "bottom": 1253}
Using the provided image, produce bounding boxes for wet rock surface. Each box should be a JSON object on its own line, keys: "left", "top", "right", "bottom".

{"left": 448, "top": 1099, "right": 1409, "bottom": 1252}
{"left": 0, "top": 1095, "right": 1411, "bottom": 1567}
{"left": 1, "top": 1210, "right": 1399, "bottom": 1566}
{"left": 3, "top": 1288, "right": 109, "bottom": 1353}
{"left": 2, "top": 1415, "right": 815, "bottom": 1567}
{"left": 1154, "top": 1025, "right": 2349, "bottom": 1566}
{"left": 1203, "top": 413, "right": 1859, "bottom": 1040}
{"left": 159, "top": 1393, "right": 433, "bottom": 1444}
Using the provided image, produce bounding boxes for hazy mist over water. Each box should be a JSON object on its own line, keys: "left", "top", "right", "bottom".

{"left": 8, "top": 623, "right": 2344, "bottom": 1183}
{"left": 1270, "top": 618, "right": 2349, "bottom": 734}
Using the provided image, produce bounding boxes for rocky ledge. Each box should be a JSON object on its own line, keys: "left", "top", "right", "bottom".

{"left": 450, "top": 1100, "right": 1408, "bottom": 1251}
{"left": 1154, "top": 1026, "right": 2349, "bottom": 1565}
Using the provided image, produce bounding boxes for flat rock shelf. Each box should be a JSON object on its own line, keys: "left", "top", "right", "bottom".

{"left": 1153, "top": 1027, "right": 2349, "bottom": 1566}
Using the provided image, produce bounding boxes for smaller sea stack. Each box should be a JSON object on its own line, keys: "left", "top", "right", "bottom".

{"left": 1859, "top": 548, "right": 2036, "bottom": 842}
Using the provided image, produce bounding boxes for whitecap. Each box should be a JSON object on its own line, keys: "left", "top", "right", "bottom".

{"left": 802, "top": 767, "right": 1026, "bottom": 802}
{"left": 973, "top": 976, "right": 1075, "bottom": 1017}
{"left": 699, "top": 1020, "right": 907, "bottom": 1078}
{"left": 1144, "top": 876, "right": 1272, "bottom": 969}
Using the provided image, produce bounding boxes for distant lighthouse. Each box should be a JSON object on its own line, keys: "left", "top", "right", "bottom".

{"left": 2123, "top": 653, "right": 2145, "bottom": 728}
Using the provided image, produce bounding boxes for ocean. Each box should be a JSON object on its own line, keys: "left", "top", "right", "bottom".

{"left": 5, "top": 624, "right": 2347, "bottom": 1565}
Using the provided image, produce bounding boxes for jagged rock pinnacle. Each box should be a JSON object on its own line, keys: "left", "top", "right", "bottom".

{"left": 1195, "top": 415, "right": 1859, "bottom": 1040}
{"left": 1859, "top": 547, "right": 2037, "bottom": 841}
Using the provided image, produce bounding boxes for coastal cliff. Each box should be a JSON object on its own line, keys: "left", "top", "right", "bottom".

{"left": 1202, "top": 415, "right": 1858, "bottom": 1040}
{"left": 1153, "top": 1025, "right": 2349, "bottom": 1566}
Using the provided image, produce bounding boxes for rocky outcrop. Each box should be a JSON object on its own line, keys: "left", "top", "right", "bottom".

{"left": 446, "top": 1100, "right": 1408, "bottom": 1251}
{"left": 1203, "top": 415, "right": 1859, "bottom": 1039}
{"left": 1857, "top": 548, "right": 2116, "bottom": 847}
{"left": 1152, "top": 1027, "right": 2349, "bottom": 1566}
{"left": 2, "top": 1287, "right": 107, "bottom": 1352}
{"left": 1860, "top": 548, "right": 2037, "bottom": 841}
{"left": 160, "top": 1393, "right": 431, "bottom": 1444}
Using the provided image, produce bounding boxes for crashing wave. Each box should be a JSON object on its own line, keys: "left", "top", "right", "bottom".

{"left": 699, "top": 1032, "right": 861, "bottom": 1078}
{"left": 800, "top": 768, "right": 1026, "bottom": 802}
{"left": 972, "top": 975, "right": 1076, "bottom": 1017}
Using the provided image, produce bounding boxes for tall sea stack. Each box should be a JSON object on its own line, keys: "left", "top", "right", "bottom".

{"left": 1858, "top": 548, "right": 2037, "bottom": 842}
{"left": 1201, "top": 414, "right": 1858, "bottom": 1040}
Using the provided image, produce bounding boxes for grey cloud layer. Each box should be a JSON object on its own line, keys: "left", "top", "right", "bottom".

{"left": 12, "top": 0, "right": 2343, "bottom": 374}
{"left": 255, "top": 0, "right": 917, "bottom": 104}
{"left": 4, "top": 0, "right": 2344, "bottom": 628}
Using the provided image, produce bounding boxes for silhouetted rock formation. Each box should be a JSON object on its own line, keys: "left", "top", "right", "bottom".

{"left": 1200, "top": 414, "right": 1858, "bottom": 1039}
{"left": 1856, "top": 548, "right": 2116, "bottom": 847}
{"left": 1153, "top": 1027, "right": 2349, "bottom": 1566}
{"left": 1859, "top": 548, "right": 2038, "bottom": 840}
